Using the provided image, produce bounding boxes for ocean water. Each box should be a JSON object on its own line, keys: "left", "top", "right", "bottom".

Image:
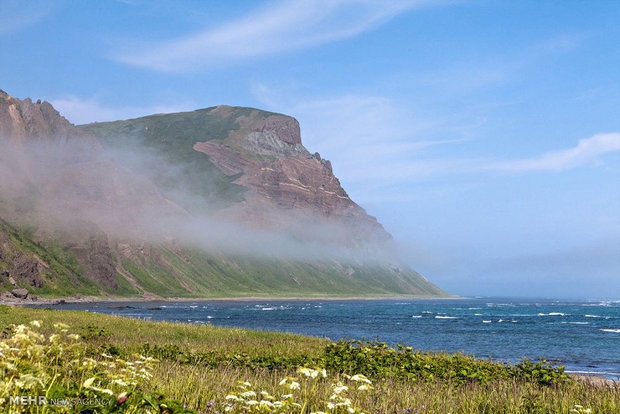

{"left": 37, "top": 298, "right": 620, "bottom": 379}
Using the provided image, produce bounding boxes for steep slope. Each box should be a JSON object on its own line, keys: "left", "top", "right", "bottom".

{"left": 0, "top": 90, "right": 448, "bottom": 298}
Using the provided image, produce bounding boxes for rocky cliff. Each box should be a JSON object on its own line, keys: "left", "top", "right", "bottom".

{"left": 0, "top": 90, "right": 448, "bottom": 298}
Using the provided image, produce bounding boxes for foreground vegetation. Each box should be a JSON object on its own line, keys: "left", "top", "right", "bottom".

{"left": 1, "top": 306, "right": 618, "bottom": 413}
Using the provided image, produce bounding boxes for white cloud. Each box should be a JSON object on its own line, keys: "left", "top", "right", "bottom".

{"left": 113, "top": 0, "right": 429, "bottom": 72}
{"left": 0, "top": 0, "right": 58, "bottom": 36}
{"left": 252, "top": 85, "right": 476, "bottom": 187}
{"left": 488, "top": 133, "right": 620, "bottom": 172}
{"left": 51, "top": 96, "right": 195, "bottom": 125}
{"left": 253, "top": 85, "right": 620, "bottom": 201}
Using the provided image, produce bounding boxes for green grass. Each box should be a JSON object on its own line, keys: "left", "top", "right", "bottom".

{"left": 118, "top": 246, "right": 447, "bottom": 298}
{"left": 78, "top": 107, "right": 269, "bottom": 212}
{"left": 1, "top": 306, "right": 618, "bottom": 413}
{"left": 0, "top": 218, "right": 100, "bottom": 297}
{"left": 0, "top": 212, "right": 448, "bottom": 298}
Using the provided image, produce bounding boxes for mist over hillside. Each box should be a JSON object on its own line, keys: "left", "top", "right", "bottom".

{"left": 0, "top": 90, "right": 447, "bottom": 299}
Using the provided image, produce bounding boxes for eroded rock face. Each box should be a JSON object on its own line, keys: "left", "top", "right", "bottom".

{"left": 69, "top": 232, "right": 117, "bottom": 289}
{"left": 253, "top": 114, "right": 302, "bottom": 145}
{"left": 0, "top": 90, "right": 97, "bottom": 146}
{"left": 12, "top": 255, "right": 44, "bottom": 288}
{"left": 194, "top": 113, "right": 391, "bottom": 246}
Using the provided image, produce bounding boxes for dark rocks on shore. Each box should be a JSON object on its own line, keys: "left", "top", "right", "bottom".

{"left": 11, "top": 288, "right": 28, "bottom": 299}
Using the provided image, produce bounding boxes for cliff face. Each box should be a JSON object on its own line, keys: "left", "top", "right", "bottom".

{"left": 190, "top": 106, "right": 389, "bottom": 246}
{"left": 0, "top": 90, "right": 96, "bottom": 146}
{"left": 0, "top": 90, "right": 448, "bottom": 298}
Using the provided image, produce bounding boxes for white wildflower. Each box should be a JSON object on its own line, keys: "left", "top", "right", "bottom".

{"left": 83, "top": 377, "right": 96, "bottom": 388}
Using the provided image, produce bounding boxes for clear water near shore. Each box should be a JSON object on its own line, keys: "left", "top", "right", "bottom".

{"left": 35, "top": 298, "right": 620, "bottom": 379}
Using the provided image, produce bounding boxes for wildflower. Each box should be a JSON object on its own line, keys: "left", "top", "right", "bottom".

{"left": 357, "top": 384, "right": 372, "bottom": 391}
{"left": 83, "top": 377, "right": 97, "bottom": 388}
{"left": 240, "top": 390, "right": 256, "bottom": 398}
{"left": 350, "top": 374, "right": 372, "bottom": 384}
{"left": 332, "top": 384, "right": 348, "bottom": 394}
{"left": 225, "top": 395, "right": 239, "bottom": 401}
{"left": 29, "top": 320, "right": 41, "bottom": 328}
{"left": 288, "top": 381, "right": 300, "bottom": 390}
{"left": 278, "top": 378, "right": 288, "bottom": 386}
{"left": 297, "top": 367, "right": 321, "bottom": 378}
{"left": 97, "top": 388, "right": 114, "bottom": 395}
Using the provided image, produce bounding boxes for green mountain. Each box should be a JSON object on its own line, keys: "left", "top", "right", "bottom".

{"left": 0, "top": 90, "right": 449, "bottom": 299}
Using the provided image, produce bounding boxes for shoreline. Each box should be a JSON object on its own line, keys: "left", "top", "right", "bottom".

{"left": 1, "top": 299, "right": 617, "bottom": 384}
{"left": 0, "top": 293, "right": 462, "bottom": 306}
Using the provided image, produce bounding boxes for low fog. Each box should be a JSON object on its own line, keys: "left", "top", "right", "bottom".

{"left": 0, "top": 136, "right": 395, "bottom": 263}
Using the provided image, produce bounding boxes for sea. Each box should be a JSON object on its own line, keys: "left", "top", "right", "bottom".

{"left": 35, "top": 298, "right": 620, "bottom": 379}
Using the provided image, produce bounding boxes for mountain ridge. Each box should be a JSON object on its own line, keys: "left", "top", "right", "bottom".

{"left": 0, "top": 90, "right": 449, "bottom": 299}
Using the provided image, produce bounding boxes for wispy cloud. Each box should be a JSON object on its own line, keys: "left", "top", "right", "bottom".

{"left": 51, "top": 96, "right": 195, "bottom": 125}
{"left": 0, "top": 0, "right": 58, "bottom": 36}
{"left": 252, "top": 85, "right": 481, "bottom": 186}
{"left": 113, "top": 0, "right": 430, "bottom": 72}
{"left": 253, "top": 84, "right": 620, "bottom": 199}
{"left": 488, "top": 133, "right": 620, "bottom": 172}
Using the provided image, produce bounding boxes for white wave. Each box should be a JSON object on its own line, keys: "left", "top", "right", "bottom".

{"left": 422, "top": 311, "right": 433, "bottom": 314}
{"left": 474, "top": 313, "right": 483, "bottom": 316}
{"left": 468, "top": 307, "right": 481, "bottom": 310}
{"left": 561, "top": 322, "right": 589, "bottom": 325}
{"left": 206, "top": 315, "right": 213, "bottom": 319}
{"left": 566, "top": 370, "right": 620, "bottom": 376}
{"left": 411, "top": 315, "right": 423, "bottom": 318}
{"left": 189, "top": 305, "right": 198, "bottom": 309}
{"left": 538, "top": 312, "right": 567, "bottom": 316}
{"left": 600, "top": 329, "right": 620, "bottom": 333}
{"left": 435, "top": 316, "right": 457, "bottom": 319}
{"left": 498, "top": 319, "right": 504, "bottom": 323}
{"left": 262, "top": 307, "right": 276, "bottom": 311}
{"left": 482, "top": 320, "right": 492, "bottom": 323}
{"left": 585, "top": 315, "right": 601, "bottom": 318}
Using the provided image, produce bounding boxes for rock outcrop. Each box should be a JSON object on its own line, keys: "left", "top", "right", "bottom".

{"left": 193, "top": 108, "right": 390, "bottom": 246}
{"left": 0, "top": 89, "right": 97, "bottom": 146}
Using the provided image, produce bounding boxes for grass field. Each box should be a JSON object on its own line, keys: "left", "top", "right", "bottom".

{"left": 1, "top": 305, "right": 618, "bottom": 413}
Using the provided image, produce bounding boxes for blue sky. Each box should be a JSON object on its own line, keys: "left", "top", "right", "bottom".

{"left": 1, "top": 0, "right": 618, "bottom": 298}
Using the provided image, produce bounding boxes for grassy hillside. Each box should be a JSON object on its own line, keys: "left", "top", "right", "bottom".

{"left": 0, "top": 216, "right": 446, "bottom": 298}
{"left": 117, "top": 245, "right": 446, "bottom": 298}
{"left": 79, "top": 107, "right": 266, "bottom": 212}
